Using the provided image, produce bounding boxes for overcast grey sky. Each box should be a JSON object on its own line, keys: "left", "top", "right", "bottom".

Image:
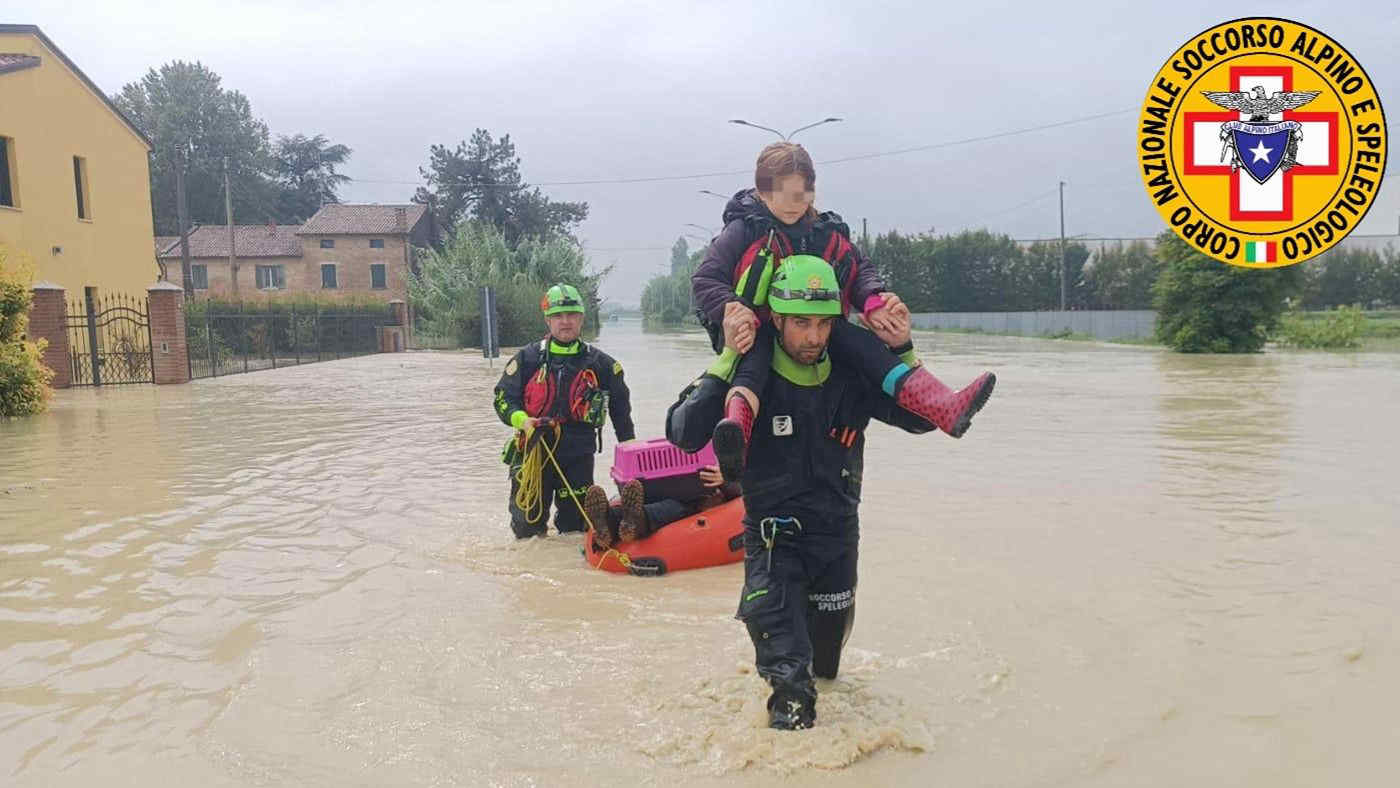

{"left": 18, "top": 0, "right": 1400, "bottom": 305}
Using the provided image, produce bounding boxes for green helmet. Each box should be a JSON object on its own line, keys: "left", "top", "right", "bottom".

{"left": 541, "top": 283, "right": 585, "bottom": 315}
{"left": 767, "top": 255, "right": 842, "bottom": 316}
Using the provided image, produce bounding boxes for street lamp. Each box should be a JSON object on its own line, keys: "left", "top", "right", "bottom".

{"left": 786, "top": 117, "right": 844, "bottom": 139}
{"left": 698, "top": 189, "right": 728, "bottom": 199}
{"left": 728, "top": 117, "right": 843, "bottom": 140}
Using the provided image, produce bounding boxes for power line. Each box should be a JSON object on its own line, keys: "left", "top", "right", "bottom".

{"left": 817, "top": 109, "right": 1134, "bottom": 165}
{"left": 951, "top": 187, "right": 1060, "bottom": 231}
{"left": 345, "top": 107, "right": 1135, "bottom": 189}
{"left": 940, "top": 173, "right": 1210, "bottom": 237}
{"left": 352, "top": 166, "right": 750, "bottom": 188}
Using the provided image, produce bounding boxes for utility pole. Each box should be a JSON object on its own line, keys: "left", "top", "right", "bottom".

{"left": 224, "top": 156, "right": 238, "bottom": 295}
{"left": 175, "top": 145, "right": 193, "bottom": 296}
{"left": 1059, "top": 180, "right": 1067, "bottom": 312}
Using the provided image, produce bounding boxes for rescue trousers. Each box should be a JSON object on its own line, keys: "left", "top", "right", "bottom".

{"left": 507, "top": 451, "right": 595, "bottom": 539}
{"left": 735, "top": 513, "right": 859, "bottom": 720}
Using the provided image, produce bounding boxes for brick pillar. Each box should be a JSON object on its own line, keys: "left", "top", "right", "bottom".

{"left": 27, "top": 282, "right": 72, "bottom": 389}
{"left": 377, "top": 326, "right": 401, "bottom": 353}
{"left": 389, "top": 299, "right": 409, "bottom": 351}
{"left": 147, "top": 281, "right": 190, "bottom": 385}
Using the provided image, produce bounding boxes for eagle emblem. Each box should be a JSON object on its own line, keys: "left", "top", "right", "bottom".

{"left": 1202, "top": 86, "right": 1321, "bottom": 184}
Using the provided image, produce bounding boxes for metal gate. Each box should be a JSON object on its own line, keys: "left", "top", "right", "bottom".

{"left": 65, "top": 287, "right": 154, "bottom": 385}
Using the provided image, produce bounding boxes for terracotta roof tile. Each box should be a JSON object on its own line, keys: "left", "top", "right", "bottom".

{"left": 297, "top": 204, "right": 427, "bottom": 235}
{"left": 156, "top": 225, "right": 303, "bottom": 259}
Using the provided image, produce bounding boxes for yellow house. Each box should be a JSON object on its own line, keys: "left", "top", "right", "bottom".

{"left": 0, "top": 24, "right": 157, "bottom": 296}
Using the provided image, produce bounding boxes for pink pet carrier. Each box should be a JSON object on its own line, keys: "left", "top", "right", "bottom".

{"left": 610, "top": 437, "right": 718, "bottom": 502}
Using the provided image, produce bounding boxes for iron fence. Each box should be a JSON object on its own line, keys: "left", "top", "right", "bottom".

{"left": 185, "top": 303, "right": 394, "bottom": 379}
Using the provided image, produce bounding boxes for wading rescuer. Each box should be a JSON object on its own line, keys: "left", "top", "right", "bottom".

{"left": 691, "top": 142, "right": 996, "bottom": 484}
{"left": 667, "top": 256, "right": 961, "bottom": 730}
{"left": 494, "top": 283, "right": 634, "bottom": 539}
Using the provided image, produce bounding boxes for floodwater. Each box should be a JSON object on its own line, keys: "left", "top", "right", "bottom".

{"left": 2, "top": 318, "right": 1398, "bottom": 787}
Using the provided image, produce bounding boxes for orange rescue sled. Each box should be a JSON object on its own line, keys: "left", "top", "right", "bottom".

{"left": 583, "top": 496, "right": 746, "bottom": 576}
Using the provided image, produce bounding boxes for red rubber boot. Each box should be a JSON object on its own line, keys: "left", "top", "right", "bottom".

{"left": 895, "top": 367, "right": 996, "bottom": 438}
{"left": 712, "top": 394, "right": 755, "bottom": 482}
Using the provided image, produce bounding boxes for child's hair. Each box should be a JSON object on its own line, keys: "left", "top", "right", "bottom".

{"left": 754, "top": 142, "right": 818, "bottom": 220}
{"left": 755, "top": 142, "right": 816, "bottom": 192}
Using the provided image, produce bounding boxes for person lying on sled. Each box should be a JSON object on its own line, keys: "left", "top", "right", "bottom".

{"left": 583, "top": 464, "right": 740, "bottom": 548}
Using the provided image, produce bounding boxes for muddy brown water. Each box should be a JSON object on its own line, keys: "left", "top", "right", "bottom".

{"left": 3, "top": 319, "right": 1397, "bottom": 786}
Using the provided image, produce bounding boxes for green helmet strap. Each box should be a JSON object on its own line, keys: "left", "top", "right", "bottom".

{"left": 768, "top": 255, "right": 842, "bottom": 316}
{"left": 770, "top": 285, "right": 840, "bottom": 302}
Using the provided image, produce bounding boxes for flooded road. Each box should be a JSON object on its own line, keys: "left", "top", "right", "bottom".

{"left": 3, "top": 319, "right": 1398, "bottom": 786}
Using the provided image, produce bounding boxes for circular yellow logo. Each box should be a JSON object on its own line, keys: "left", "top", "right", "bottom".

{"left": 1138, "top": 18, "right": 1387, "bottom": 267}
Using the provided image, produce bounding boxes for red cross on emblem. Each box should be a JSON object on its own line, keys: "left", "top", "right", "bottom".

{"left": 1183, "top": 66, "right": 1339, "bottom": 222}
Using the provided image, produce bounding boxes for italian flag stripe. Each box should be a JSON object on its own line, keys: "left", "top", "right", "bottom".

{"left": 1245, "top": 241, "right": 1275, "bottom": 263}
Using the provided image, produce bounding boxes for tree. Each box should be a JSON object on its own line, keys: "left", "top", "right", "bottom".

{"left": 273, "top": 134, "right": 352, "bottom": 223}
{"left": 670, "top": 237, "right": 690, "bottom": 275}
{"left": 413, "top": 129, "right": 588, "bottom": 245}
{"left": 929, "top": 230, "right": 1023, "bottom": 311}
{"left": 872, "top": 230, "right": 935, "bottom": 311}
{"left": 407, "top": 221, "right": 607, "bottom": 347}
{"left": 1152, "top": 232, "right": 1303, "bottom": 352}
{"left": 641, "top": 274, "right": 690, "bottom": 326}
{"left": 1083, "top": 241, "right": 1160, "bottom": 310}
{"left": 1376, "top": 246, "right": 1400, "bottom": 307}
{"left": 504, "top": 187, "right": 590, "bottom": 248}
{"left": 643, "top": 245, "right": 704, "bottom": 326}
{"left": 872, "top": 229, "right": 1094, "bottom": 312}
{"left": 1297, "top": 246, "right": 1385, "bottom": 309}
{"left": 1013, "top": 240, "right": 1091, "bottom": 310}
{"left": 112, "top": 61, "right": 278, "bottom": 234}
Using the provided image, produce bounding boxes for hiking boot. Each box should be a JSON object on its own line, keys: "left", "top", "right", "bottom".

{"left": 617, "top": 479, "right": 649, "bottom": 543}
{"left": 583, "top": 484, "right": 614, "bottom": 549}
{"left": 713, "top": 394, "right": 755, "bottom": 482}
{"left": 766, "top": 688, "right": 816, "bottom": 731}
{"left": 895, "top": 367, "right": 996, "bottom": 438}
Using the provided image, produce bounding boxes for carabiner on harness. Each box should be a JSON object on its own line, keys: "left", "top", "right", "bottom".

{"left": 758, "top": 516, "right": 803, "bottom": 572}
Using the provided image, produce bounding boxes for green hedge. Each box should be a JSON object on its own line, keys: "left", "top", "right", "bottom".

{"left": 1, "top": 247, "right": 55, "bottom": 418}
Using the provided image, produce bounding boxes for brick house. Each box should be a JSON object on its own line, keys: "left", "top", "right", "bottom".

{"left": 156, "top": 224, "right": 302, "bottom": 296}
{"left": 296, "top": 204, "right": 434, "bottom": 299}
{"left": 158, "top": 203, "right": 435, "bottom": 302}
